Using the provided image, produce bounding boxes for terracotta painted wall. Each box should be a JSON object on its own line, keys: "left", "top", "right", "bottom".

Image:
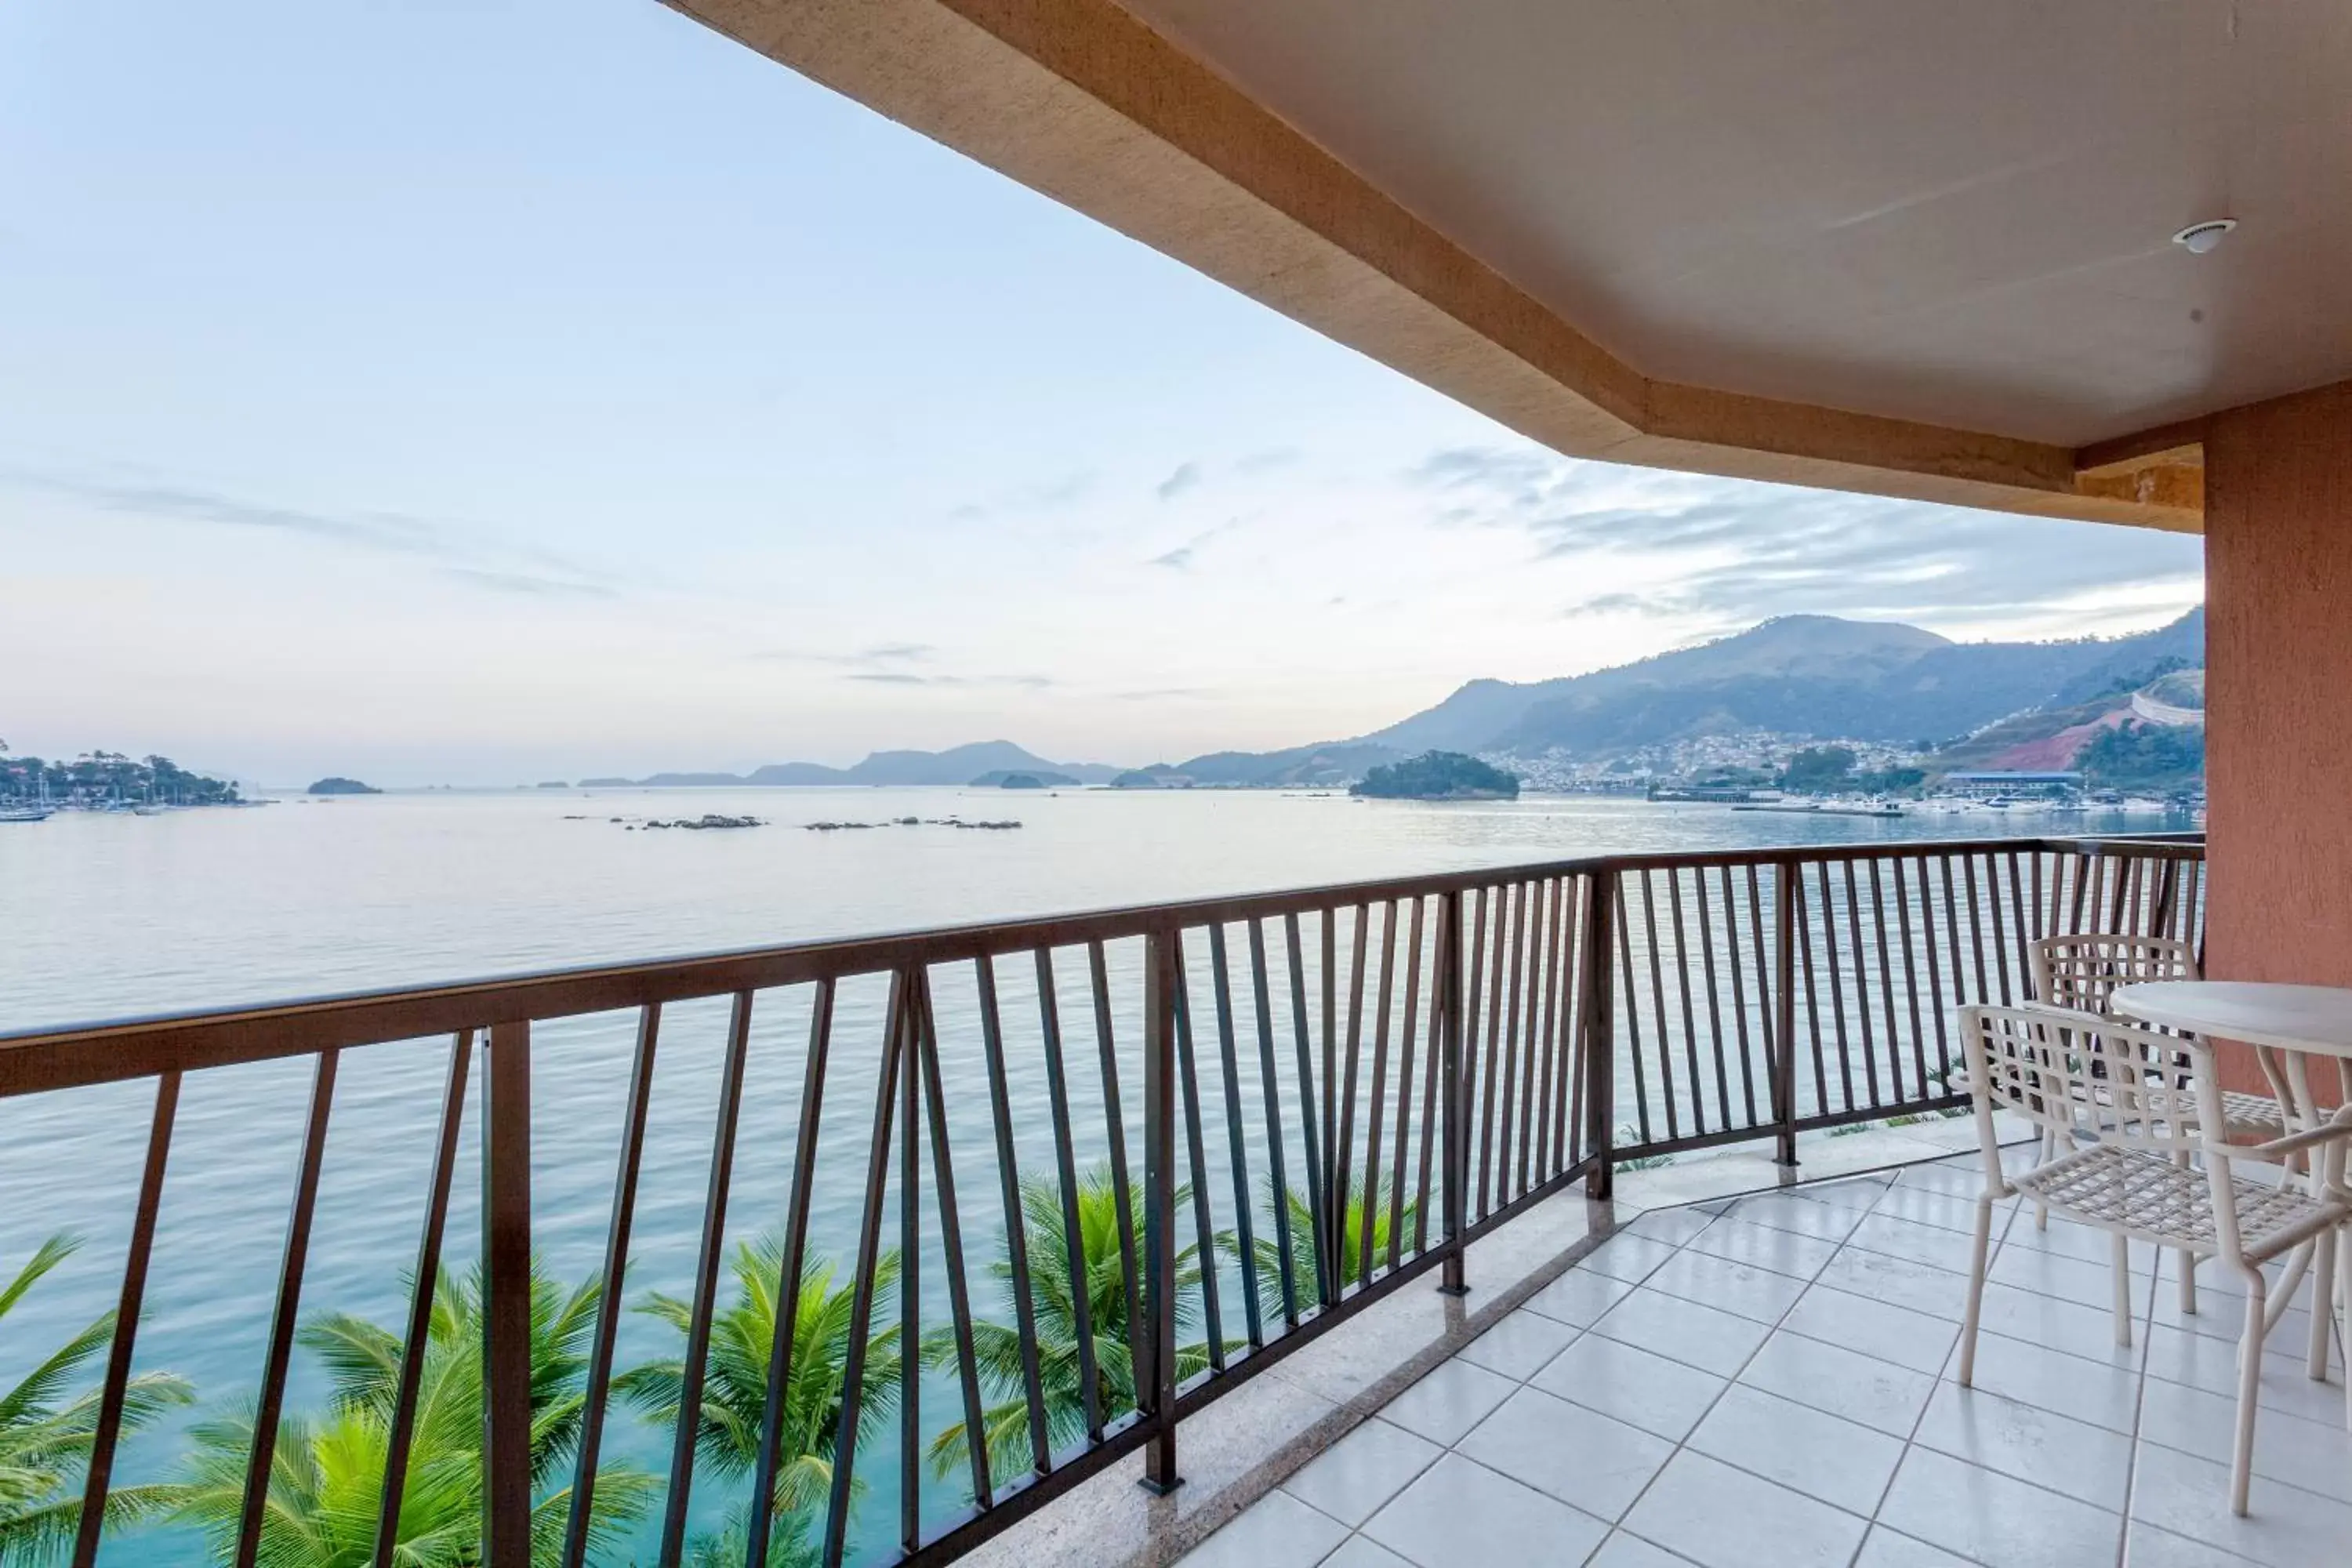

{"left": 2204, "top": 380, "right": 2352, "bottom": 1024}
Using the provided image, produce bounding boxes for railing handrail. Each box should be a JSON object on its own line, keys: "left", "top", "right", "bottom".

{"left": 0, "top": 831, "right": 2202, "bottom": 1099}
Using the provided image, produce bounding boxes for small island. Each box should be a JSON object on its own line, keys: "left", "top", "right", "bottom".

{"left": 1350, "top": 750, "right": 1521, "bottom": 800}
{"left": 307, "top": 777, "right": 383, "bottom": 796}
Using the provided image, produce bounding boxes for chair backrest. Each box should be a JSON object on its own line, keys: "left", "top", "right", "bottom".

{"left": 1956, "top": 1003, "right": 2201, "bottom": 1161}
{"left": 2029, "top": 933, "right": 2200, "bottom": 1015}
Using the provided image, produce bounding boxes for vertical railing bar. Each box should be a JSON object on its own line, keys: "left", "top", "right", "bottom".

{"left": 1869, "top": 859, "right": 1904, "bottom": 1105}
{"left": 1772, "top": 863, "right": 1799, "bottom": 1164}
{"left": 914, "top": 970, "right": 995, "bottom": 1511}
{"left": 1839, "top": 859, "right": 1877, "bottom": 1109}
{"left": 1534, "top": 877, "right": 1570, "bottom": 1179}
{"left": 1475, "top": 884, "right": 1508, "bottom": 1218}
{"left": 1664, "top": 869, "right": 1708, "bottom": 1138}
{"left": 1822, "top": 862, "right": 1858, "bottom": 1112}
{"left": 1556, "top": 876, "right": 1587, "bottom": 1170}
{"left": 1208, "top": 925, "right": 1265, "bottom": 1349}
{"left": 1719, "top": 866, "right": 1757, "bottom": 1128}
{"left": 1087, "top": 940, "right": 1146, "bottom": 1373}
{"left": 2030, "top": 849, "right": 2047, "bottom": 951}
{"left": 1693, "top": 867, "right": 1733, "bottom": 1134}
{"left": 900, "top": 972, "right": 921, "bottom": 1557}
{"left": 1497, "top": 881, "right": 1530, "bottom": 1197}
{"left": 1940, "top": 854, "right": 1969, "bottom": 1017}
{"left": 1890, "top": 858, "right": 1928, "bottom": 1100}
{"left": 1140, "top": 932, "right": 1181, "bottom": 1494}
{"left": 1359, "top": 901, "right": 1398, "bottom": 1285}
{"left": 1962, "top": 854, "right": 1991, "bottom": 1003}
{"left": 1918, "top": 857, "right": 1951, "bottom": 1083}
{"left": 2067, "top": 850, "right": 2092, "bottom": 936}
{"left": 71, "top": 1070, "right": 182, "bottom": 1568}
{"left": 1983, "top": 852, "right": 2013, "bottom": 1004}
{"left": 821, "top": 973, "right": 906, "bottom": 1568}
{"left": 1616, "top": 877, "right": 1653, "bottom": 1145}
{"left": 1284, "top": 913, "right": 1331, "bottom": 1309}
{"left": 376, "top": 1033, "right": 474, "bottom": 1568}
{"left": 1320, "top": 909, "right": 1340, "bottom": 1299}
{"left": 2002, "top": 849, "right": 2028, "bottom": 1001}
{"left": 233, "top": 1048, "right": 340, "bottom": 1568}
{"left": 1169, "top": 939, "right": 1225, "bottom": 1363}
{"left": 1333, "top": 905, "right": 1370, "bottom": 1292}
{"left": 747, "top": 981, "right": 837, "bottom": 1567}
{"left": 480, "top": 1022, "right": 532, "bottom": 1568}
{"left": 1578, "top": 873, "right": 1617, "bottom": 1199}
{"left": 1741, "top": 864, "right": 1769, "bottom": 1130}
{"left": 658, "top": 991, "right": 756, "bottom": 1568}
{"left": 1413, "top": 900, "right": 1445, "bottom": 1254}
{"left": 1796, "top": 868, "right": 1828, "bottom": 1116}
{"left": 1245, "top": 921, "right": 1298, "bottom": 1330}
{"left": 564, "top": 1005, "right": 656, "bottom": 1568}
{"left": 1439, "top": 889, "right": 1470, "bottom": 1292}
{"left": 1639, "top": 869, "right": 1680, "bottom": 1141}
{"left": 1517, "top": 879, "right": 1552, "bottom": 1193}
{"left": 1032, "top": 949, "right": 1102, "bottom": 1441}
{"left": 968, "top": 960, "right": 1051, "bottom": 1475}
{"left": 1388, "top": 897, "right": 1425, "bottom": 1273}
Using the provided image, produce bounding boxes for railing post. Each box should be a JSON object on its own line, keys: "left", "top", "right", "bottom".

{"left": 1438, "top": 889, "right": 1470, "bottom": 1296}
{"left": 1578, "top": 871, "right": 1617, "bottom": 1200}
{"left": 1138, "top": 930, "right": 1182, "bottom": 1495}
{"left": 481, "top": 1020, "right": 533, "bottom": 1568}
{"left": 1772, "top": 863, "right": 1801, "bottom": 1167}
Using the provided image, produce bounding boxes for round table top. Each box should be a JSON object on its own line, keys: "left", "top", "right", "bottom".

{"left": 2110, "top": 980, "right": 2352, "bottom": 1059}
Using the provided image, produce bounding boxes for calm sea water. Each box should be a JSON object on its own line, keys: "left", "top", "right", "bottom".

{"left": 0, "top": 788, "right": 2186, "bottom": 1563}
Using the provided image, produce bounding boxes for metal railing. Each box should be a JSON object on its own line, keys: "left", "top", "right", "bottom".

{"left": 0, "top": 833, "right": 2201, "bottom": 1568}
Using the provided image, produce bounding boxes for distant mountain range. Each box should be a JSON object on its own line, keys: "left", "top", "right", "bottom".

{"left": 586, "top": 610, "right": 2205, "bottom": 789}
{"left": 581, "top": 740, "right": 1123, "bottom": 789}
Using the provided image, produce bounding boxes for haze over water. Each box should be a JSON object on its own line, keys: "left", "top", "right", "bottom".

{"left": 0, "top": 789, "right": 2188, "bottom": 1563}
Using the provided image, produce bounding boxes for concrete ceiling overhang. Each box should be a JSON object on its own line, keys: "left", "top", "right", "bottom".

{"left": 664, "top": 0, "right": 2352, "bottom": 532}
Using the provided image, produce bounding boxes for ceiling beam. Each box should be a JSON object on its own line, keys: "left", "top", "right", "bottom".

{"left": 668, "top": 0, "right": 2201, "bottom": 532}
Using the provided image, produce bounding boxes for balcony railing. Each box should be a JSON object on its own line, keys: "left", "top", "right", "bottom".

{"left": 0, "top": 833, "right": 2203, "bottom": 1568}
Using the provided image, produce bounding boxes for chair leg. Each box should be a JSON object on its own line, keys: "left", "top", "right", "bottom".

{"left": 2233, "top": 1279, "right": 2269, "bottom": 1517}
{"left": 2310, "top": 1229, "right": 2338, "bottom": 1382}
{"left": 1959, "top": 1192, "right": 1995, "bottom": 1386}
{"left": 2339, "top": 1229, "right": 2351, "bottom": 1434}
{"left": 2180, "top": 1248, "right": 2198, "bottom": 1316}
{"left": 2112, "top": 1232, "right": 2134, "bottom": 1348}
{"left": 2035, "top": 1129, "right": 2052, "bottom": 1231}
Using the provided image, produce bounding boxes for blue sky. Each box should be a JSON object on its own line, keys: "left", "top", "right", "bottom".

{"left": 1, "top": 1, "right": 2203, "bottom": 785}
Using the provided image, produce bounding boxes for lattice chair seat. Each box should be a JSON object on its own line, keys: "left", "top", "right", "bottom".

{"left": 2013, "top": 1144, "right": 2343, "bottom": 1262}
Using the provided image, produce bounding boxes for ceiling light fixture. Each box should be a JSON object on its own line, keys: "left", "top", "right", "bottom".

{"left": 2172, "top": 219, "right": 2236, "bottom": 254}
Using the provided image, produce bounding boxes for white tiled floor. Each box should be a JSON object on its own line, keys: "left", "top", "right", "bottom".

{"left": 1175, "top": 1150, "right": 2352, "bottom": 1568}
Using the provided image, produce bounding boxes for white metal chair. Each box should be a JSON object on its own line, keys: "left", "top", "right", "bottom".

{"left": 1954, "top": 1003, "right": 2352, "bottom": 1515}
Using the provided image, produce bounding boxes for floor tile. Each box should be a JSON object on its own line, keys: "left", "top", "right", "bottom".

{"left": 1869, "top": 1181, "right": 2003, "bottom": 1238}
{"left": 2147, "top": 1283, "right": 2315, "bottom": 1348}
{"left": 1684, "top": 1383, "right": 1904, "bottom": 1516}
{"left": 1816, "top": 1245, "right": 1971, "bottom": 1321}
{"left": 1524, "top": 1265, "right": 1639, "bottom": 1328}
{"left": 1846, "top": 1211, "right": 1987, "bottom": 1276}
{"left": 1621, "top": 1450, "right": 1868, "bottom": 1568}
{"left": 1913, "top": 1381, "right": 2135, "bottom": 1511}
{"left": 2122, "top": 1521, "right": 2268, "bottom": 1567}
{"left": 1360, "top": 1453, "right": 1609, "bottom": 1568}
{"left": 1725, "top": 1191, "right": 1864, "bottom": 1244}
{"left": 1685, "top": 1215, "right": 1840, "bottom": 1280}
{"left": 1588, "top": 1531, "right": 1697, "bottom": 1567}
{"left": 1645, "top": 1247, "right": 1808, "bottom": 1324}
{"left": 2126, "top": 1439, "right": 2352, "bottom": 1568}
{"left": 1877, "top": 1446, "right": 2124, "bottom": 1568}
{"left": 1894, "top": 1160, "right": 2006, "bottom": 1199}
{"left": 1592, "top": 1285, "right": 1773, "bottom": 1377}
{"left": 1795, "top": 1174, "right": 1894, "bottom": 1213}
{"left": 1582, "top": 1232, "right": 1682, "bottom": 1285}
{"left": 2136, "top": 1374, "right": 2352, "bottom": 1504}
{"left": 1737, "top": 1331, "right": 1936, "bottom": 1438}
{"left": 1530, "top": 1331, "right": 1728, "bottom": 1442}
{"left": 2005, "top": 1211, "right": 2158, "bottom": 1271}
{"left": 1280, "top": 1418, "right": 1443, "bottom": 1527}
{"left": 2143, "top": 1325, "right": 2348, "bottom": 1426}
{"left": 1177, "top": 1489, "right": 1349, "bottom": 1568}
{"left": 1951, "top": 1328, "right": 2143, "bottom": 1433}
{"left": 1316, "top": 1537, "right": 1414, "bottom": 1568}
{"left": 1781, "top": 1283, "right": 1958, "bottom": 1375}
{"left": 1457, "top": 1308, "right": 1581, "bottom": 1382}
{"left": 1853, "top": 1526, "right": 1975, "bottom": 1567}
{"left": 1456, "top": 1385, "right": 1675, "bottom": 1523}
{"left": 1627, "top": 1207, "right": 1717, "bottom": 1245}
{"left": 1377, "top": 1358, "right": 1517, "bottom": 1446}
{"left": 1990, "top": 1236, "right": 2147, "bottom": 1312}
{"left": 1975, "top": 1279, "right": 2142, "bottom": 1368}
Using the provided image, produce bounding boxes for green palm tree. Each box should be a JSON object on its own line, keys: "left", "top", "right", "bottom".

{"left": 174, "top": 1259, "right": 655, "bottom": 1566}
{"left": 1228, "top": 1175, "right": 1418, "bottom": 1323}
{"left": 926, "top": 1166, "right": 1210, "bottom": 1490}
{"left": 0, "top": 1235, "right": 193, "bottom": 1566}
{"left": 615, "top": 1239, "right": 899, "bottom": 1568}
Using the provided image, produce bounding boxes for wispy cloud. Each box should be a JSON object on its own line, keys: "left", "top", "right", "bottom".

{"left": 1146, "top": 517, "right": 1245, "bottom": 572}
{"left": 844, "top": 670, "right": 1054, "bottom": 689}
{"left": 1150, "top": 544, "right": 1196, "bottom": 570}
{"left": 1236, "top": 448, "right": 1301, "bottom": 474}
{"left": 1413, "top": 445, "right": 2203, "bottom": 632}
{"left": 1156, "top": 461, "right": 1202, "bottom": 501}
{"left": 437, "top": 567, "right": 616, "bottom": 600}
